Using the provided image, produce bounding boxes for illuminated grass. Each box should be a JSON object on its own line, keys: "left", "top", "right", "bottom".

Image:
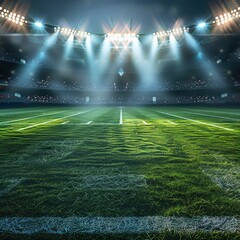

{"left": 0, "top": 106, "right": 239, "bottom": 238}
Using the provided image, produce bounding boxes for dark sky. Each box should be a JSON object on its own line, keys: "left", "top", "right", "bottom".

{"left": 1, "top": 0, "right": 222, "bottom": 33}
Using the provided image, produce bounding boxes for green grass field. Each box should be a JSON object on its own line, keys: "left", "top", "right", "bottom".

{"left": 0, "top": 106, "right": 239, "bottom": 239}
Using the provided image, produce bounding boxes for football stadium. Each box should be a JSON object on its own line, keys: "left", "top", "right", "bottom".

{"left": 0, "top": 0, "right": 239, "bottom": 239}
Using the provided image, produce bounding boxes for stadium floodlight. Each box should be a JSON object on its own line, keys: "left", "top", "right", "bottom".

{"left": 213, "top": 7, "right": 240, "bottom": 26}
{"left": 106, "top": 33, "right": 139, "bottom": 43}
{"left": 0, "top": 7, "right": 27, "bottom": 26}
{"left": 105, "top": 32, "right": 139, "bottom": 49}
{"left": 154, "top": 27, "right": 189, "bottom": 39}
{"left": 54, "top": 26, "right": 90, "bottom": 39}
{"left": 197, "top": 22, "right": 207, "bottom": 29}
{"left": 34, "top": 21, "right": 43, "bottom": 28}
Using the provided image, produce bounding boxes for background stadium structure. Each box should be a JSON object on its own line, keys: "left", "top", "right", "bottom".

{"left": 0, "top": 3, "right": 239, "bottom": 106}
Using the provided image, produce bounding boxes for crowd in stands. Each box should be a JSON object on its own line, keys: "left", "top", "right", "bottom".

{"left": 11, "top": 78, "right": 89, "bottom": 90}
{"left": 1, "top": 89, "right": 239, "bottom": 105}
{"left": 158, "top": 78, "right": 217, "bottom": 91}
{"left": 27, "top": 95, "right": 85, "bottom": 104}
{"left": 7, "top": 74, "right": 240, "bottom": 92}
{"left": 25, "top": 94, "right": 217, "bottom": 105}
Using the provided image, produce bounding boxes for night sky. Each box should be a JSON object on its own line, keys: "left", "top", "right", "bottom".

{"left": 1, "top": 0, "right": 223, "bottom": 33}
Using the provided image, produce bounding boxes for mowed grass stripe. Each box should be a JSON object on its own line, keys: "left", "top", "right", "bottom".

{"left": 132, "top": 107, "right": 178, "bottom": 126}
{"left": 71, "top": 107, "right": 118, "bottom": 124}
{"left": 122, "top": 108, "right": 148, "bottom": 125}
{"left": 194, "top": 109, "right": 240, "bottom": 116}
{"left": 159, "top": 111, "right": 234, "bottom": 131}
{"left": 17, "top": 111, "right": 90, "bottom": 131}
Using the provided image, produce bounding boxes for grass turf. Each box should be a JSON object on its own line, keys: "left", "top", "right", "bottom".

{"left": 0, "top": 106, "right": 239, "bottom": 238}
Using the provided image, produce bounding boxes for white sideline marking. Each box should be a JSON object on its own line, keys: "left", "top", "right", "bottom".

{"left": 159, "top": 112, "right": 234, "bottom": 131}
{"left": 17, "top": 111, "right": 88, "bottom": 131}
{"left": 184, "top": 111, "right": 240, "bottom": 121}
{"left": 142, "top": 121, "right": 149, "bottom": 125}
{"left": 86, "top": 121, "right": 93, "bottom": 125}
{"left": 0, "top": 111, "right": 66, "bottom": 125}
{"left": 120, "top": 108, "right": 123, "bottom": 125}
{"left": 0, "top": 216, "right": 238, "bottom": 234}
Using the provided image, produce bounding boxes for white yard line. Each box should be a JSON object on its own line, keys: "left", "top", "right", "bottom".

{"left": 0, "top": 216, "right": 238, "bottom": 234}
{"left": 86, "top": 121, "right": 93, "bottom": 125}
{"left": 184, "top": 111, "right": 240, "bottom": 121}
{"left": 17, "top": 111, "right": 88, "bottom": 131}
{"left": 0, "top": 111, "right": 66, "bottom": 124}
{"left": 120, "top": 108, "right": 123, "bottom": 125}
{"left": 142, "top": 121, "right": 149, "bottom": 125}
{"left": 159, "top": 112, "right": 234, "bottom": 131}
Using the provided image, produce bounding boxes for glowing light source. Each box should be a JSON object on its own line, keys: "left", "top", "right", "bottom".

{"left": 54, "top": 26, "right": 90, "bottom": 38}
{"left": 213, "top": 7, "right": 240, "bottom": 26}
{"left": 34, "top": 21, "right": 43, "bottom": 28}
{"left": 197, "top": 22, "right": 207, "bottom": 29}
{"left": 105, "top": 33, "right": 139, "bottom": 49}
{"left": 0, "top": 7, "right": 27, "bottom": 25}
{"left": 154, "top": 27, "right": 189, "bottom": 39}
{"left": 106, "top": 33, "right": 138, "bottom": 41}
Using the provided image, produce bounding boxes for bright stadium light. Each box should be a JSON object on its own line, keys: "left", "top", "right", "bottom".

{"left": 105, "top": 32, "right": 139, "bottom": 49}
{"left": 213, "top": 7, "right": 240, "bottom": 26}
{"left": 197, "top": 22, "right": 207, "bottom": 29}
{"left": 0, "top": 7, "right": 27, "bottom": 26}
{"left": 34, "top": 21, "right": 43, "bottom": 28}
{"left": 54, "top": 26, "right": 90, "bottom": 39}
{"left": 154, "top": 27, "right": 189, "bottom": 39}
{"left": 106, "top": 33, "right": 138, "bottom": 41}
